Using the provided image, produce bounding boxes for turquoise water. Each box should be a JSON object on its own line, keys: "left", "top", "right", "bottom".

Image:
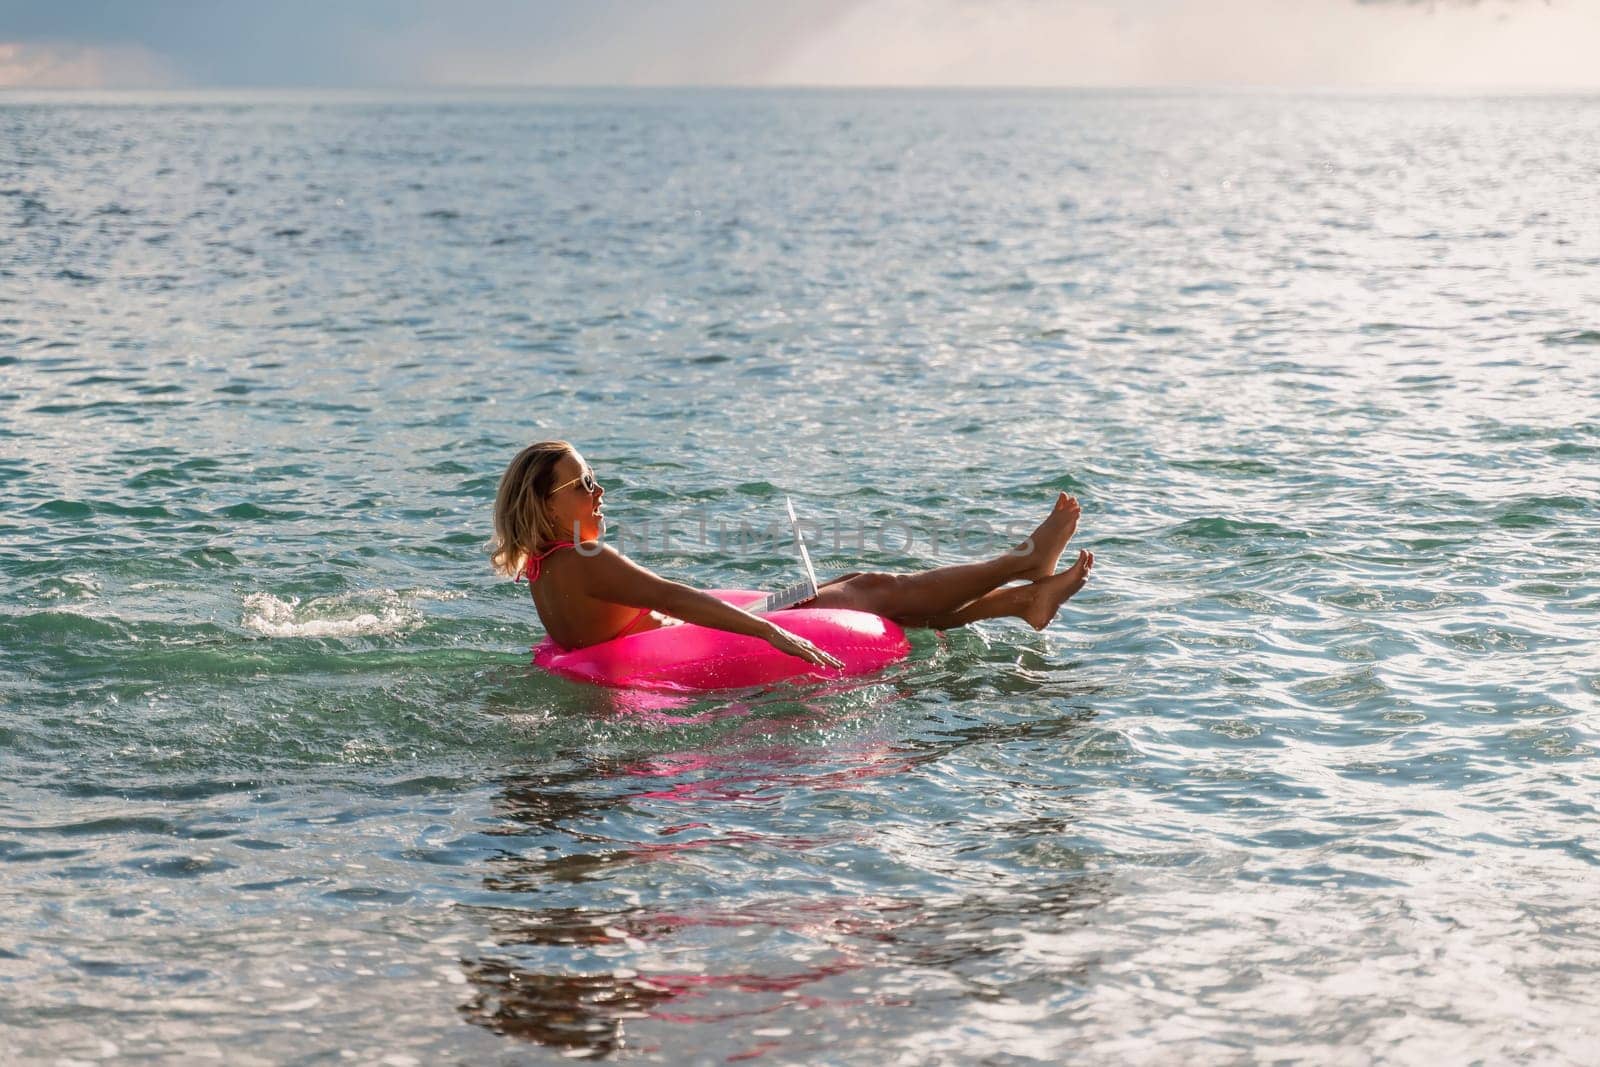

{"left": 2, "top": 89, "right": 1598, "bottom": 1062}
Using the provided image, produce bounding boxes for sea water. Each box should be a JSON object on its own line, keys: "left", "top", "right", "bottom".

{"left": 1, "top": 89, "right": 1597, "bottom": 1063}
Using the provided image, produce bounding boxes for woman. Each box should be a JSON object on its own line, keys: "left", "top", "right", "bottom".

{"left": 491, "top": 441, "right": 1094, "bottom": 668}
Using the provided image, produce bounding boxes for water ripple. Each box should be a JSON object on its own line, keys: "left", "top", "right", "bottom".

{"left": 2, "top": 89, "right": 1598, "bottom": 1064}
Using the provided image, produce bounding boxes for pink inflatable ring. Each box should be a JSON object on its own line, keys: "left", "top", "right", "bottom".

{"left": 532, "top": 589, "right": 910, "bottom": 692}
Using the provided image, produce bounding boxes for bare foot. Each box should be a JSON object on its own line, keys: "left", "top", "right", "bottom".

{"left": 1020, "top": 549, "right": 1094, "bottom": 631}
{"left": 1016, "top": 492, "right": 1082, "bottom": 579}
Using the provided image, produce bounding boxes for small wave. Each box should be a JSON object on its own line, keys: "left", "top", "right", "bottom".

{"left": 1167, "top": 517, "right": 1308, "bottom": 541}
{"left": 240, "top": 589, "right": 434, "bottom": 639}
{"left": 1169, "top": 458, "right": 1277, "bottom": 476}
{"left": 33, "top": 573, "right": 101, "bottom": 601}
{"left": 27, "top": 498, "right": 93, "bottom": 519}
{"left": 0, "top": 610, "right": 129, "bottom": 645}
{"left": 1542, "top": 329, "right": 1600, "bottom": 346}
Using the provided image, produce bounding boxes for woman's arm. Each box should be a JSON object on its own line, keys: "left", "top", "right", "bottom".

{"left": 575, "top": 544, "right": 844, "bottom": 668}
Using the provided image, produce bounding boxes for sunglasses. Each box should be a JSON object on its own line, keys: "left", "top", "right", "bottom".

{"left": 548, "top": 469, "right": 599, "bottom": 496}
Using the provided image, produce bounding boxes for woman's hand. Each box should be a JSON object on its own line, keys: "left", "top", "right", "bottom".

{"left": 573, "top": 545, "right": 850, "bottom": 666}
{"left": 763, "top": 624, "right": 845, "bottom": 670}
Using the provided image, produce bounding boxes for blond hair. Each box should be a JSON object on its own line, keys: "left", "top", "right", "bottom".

{"left": 489, "top": 440, "right": 576, "bottom": 578}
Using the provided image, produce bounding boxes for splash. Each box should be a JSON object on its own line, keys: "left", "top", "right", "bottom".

{"left": 239, "top": 588, "right": 449, "bottom": 639}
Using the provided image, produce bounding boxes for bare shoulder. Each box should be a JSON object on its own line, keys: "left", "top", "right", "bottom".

{"left": 564, "top": 541, "right": 631, "bottom": 573}
{"left": 560, "top": 541, "right": 668, "bottom": 602}
{"left": 543, "top": 540, "right": 621, "bottom": 583}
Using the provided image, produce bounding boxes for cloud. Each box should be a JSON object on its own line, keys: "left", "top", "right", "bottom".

{"left": 0, "top": 0, "right": 863, "bottom": 88}
{"left": 399, "top": 1, "right": 862, "bottom": 87}
{"left": 770, "top": 0, "right": 1600, "bottom": 89}
{"left": 0, "top": 0, "right": 1595, "bottom": 90}
{"left": 0, "top": 41, "right": 176, "bottom": 88}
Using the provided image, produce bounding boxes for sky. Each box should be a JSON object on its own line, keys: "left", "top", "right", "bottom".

{"left": 2, "top": 0, "right": 1597, "bottom": 91}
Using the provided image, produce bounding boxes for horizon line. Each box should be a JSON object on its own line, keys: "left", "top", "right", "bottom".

{"left": 5, "top": 82, "right": 1600, "bottom": 96}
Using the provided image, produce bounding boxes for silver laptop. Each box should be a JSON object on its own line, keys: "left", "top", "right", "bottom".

{"left": 745, "top": 496, "right": 820, "bottom": 614}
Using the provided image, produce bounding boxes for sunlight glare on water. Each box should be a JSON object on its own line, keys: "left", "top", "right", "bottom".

{"left": 1, "top": 89, "right": 1598, "bottom": 1063}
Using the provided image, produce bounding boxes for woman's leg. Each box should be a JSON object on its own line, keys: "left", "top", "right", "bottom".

{"left": 810, "top": 554, "right": 1023, "bottom": 619}
{"left": 902, "top": 550, "right": 1094, "bottom": 631}
{"left": 810, "top": 493, "right": 1083, "bottom": 621}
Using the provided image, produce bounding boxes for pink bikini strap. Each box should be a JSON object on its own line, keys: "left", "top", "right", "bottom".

{"left": 521, "top": 541, "right": 575, "bottom": 583}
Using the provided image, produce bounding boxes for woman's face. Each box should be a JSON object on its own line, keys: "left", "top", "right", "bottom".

{"left": 546, "top": 450, "right": 605, "bottom": 542}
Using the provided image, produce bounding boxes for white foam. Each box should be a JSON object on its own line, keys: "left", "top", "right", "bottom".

{"left": 240, "top": 588, "right": 436, "bottom": 639}
{"left": 405, "top": 588, "right": 465, "bottom": 602}
{"left": 39, "top": 572, "right": 101, "bottom": 600}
